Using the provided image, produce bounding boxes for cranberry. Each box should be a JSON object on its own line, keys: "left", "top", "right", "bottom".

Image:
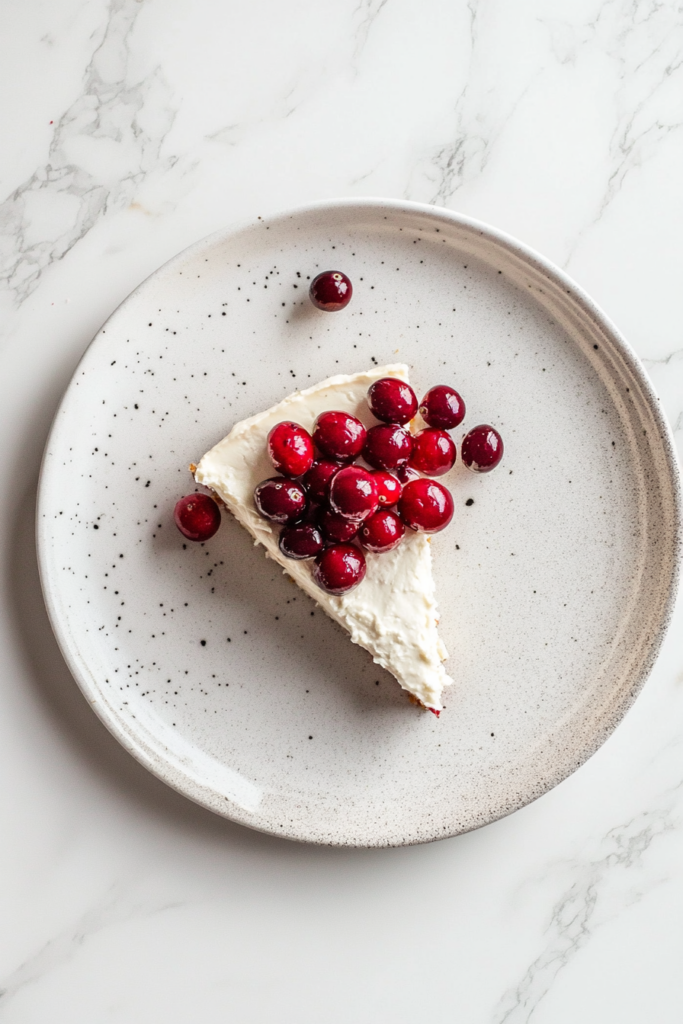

{"left": 359, "top": 510, "right": 405, "bottom": 552}
{"left": 461, "top": 424, "right": 504, "bottom": 472}
{"left": 396, "top": 465, "right": 420, "bottom": 485}
{"left": 313, "top": 544, "right": 366, "bottom": 594}
{"left": 419, "top": 385, "right": 465, "bottom": 429}
{"left": 174, "top": 493, "right": 221, "bottom": 542}
{"left": 367, "top": 378, "right": 418, "bottom": 425}
{"left": 279, "top": 523, "right": 324, "bottom": 559}
{"left": 313, "top": 411, "right": 366, "bottom": 462}
{"left": 309, "top": 271, "right": 353, "bottom": 311}
{"left": 372, "top": 471, "right": 401, "bottom": 507}
{"left": 318, "top": 508, "right": 360, "bottom": 543}
{"left": 303, "top": 459, "right": 342, "bottom": 503}
{"left": 267, "top": 421, "right": 314, "bottom": 477}
{"left": 329, "top": 466, "right": 379, "bottom": 522}
{"left": 398, "top": 478, "right": 454, "bottom": 533}
{"left": 409, "top": 428, "right": 456, "bottom": 477}
{"left": 363, "top": 423, "right": 413, "bottom": 471}
{"left": 254, "top": 477, "right": 307, "bottom": 524}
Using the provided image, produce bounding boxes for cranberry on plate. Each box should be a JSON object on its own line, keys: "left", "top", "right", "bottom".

{"left": 461, "top": 424, "right": 504, "bottom": 473}
{"left": 267, "top": 421, "right": 314, "bottom": 477}
{"left": 318, "top": 507, "right": 360, "bottom": 543}
{"left": 328, "top": 466, "right": 379, "bottom": 522}
{"left": 398, "top": 478, "right": 454, "bottom": 533}
{"left": 303, "top": 459, "right": 342, "bottom": 503}
{"left": 363, "top": 423, "right": 413, "bottom": 471}
{"left": 309, "top": 271, "right": 353, "bottom": 312}
{"left": 313, "top": 543, "right": 366, "bottom": 594}
{"left": 254, "top": 477, "right": 307, "bottom": 524}
{"left": 279, "top": 523, "right": 324, "bottom": 559}
{"left": 313, "top": 410, "right": 366, "bottom": 462}
{"left": 174, "top": 493, "right": 221, "bottom": 542}
{"left": 372, "top": 470, "right": 401, "bottom": 507}
{"left": 367, "top": 378, "right": 418, "bottom": 425}
{"left": 359, "top": 510, "right": 405, "bottom": 553}
{"left": 419, "top": 385, "right": 465, "bottom": 430}
{"left": 396, "top": 464, "right": 420, "bottom": 486}
{"left": 409, "top": 428, "right": 456, "bottom": 477}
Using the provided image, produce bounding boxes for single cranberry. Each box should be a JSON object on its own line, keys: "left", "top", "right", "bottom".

{"left": 254, "top": 477, "right": 307, "bottom": 524}
{"left": 363, "top": 423, "right": 413, "bottom": 471}
{"left": 409, "top": 428, "right": 456, "bottom": 476}
{"left": 398, "top": 478, "right": 454, "bottom": 533}
{"left": 303, "top": 460, "right": 342, "bottom": 503}
{"left": 329, "top": 466, "right": 379, "bottom": 522}
{"left": 367, "top": 378, "right": 418, "bottom": 425}
{"left": 396, "top": 465, "right": 420, "bottom": 485}
{"left": 318, "top": 508, "right": 360, "bottom": 543}
{"left": 309, "top": 271, "right": 353, "bottom": 311}
{"left": 267, "top": 421, "right": 314, "bottom": 477}
{"left": 313, "top": 543, "right": 366, "bottom": 594}
{"left": 313, "top": 411, "right": 366, "bottom": 462}
{"left": 372, "top": 471, "right": 401, "bottom": 507}
{"left": 279, "top": 523, "right": 324, "bottom": 559}
{"left": 419, "top": 385, "right": 465, "bottom": 429}
{"left": 461, "top": 424, "right": 504, "bottom": 472}
{"left": 174, "top": 493, "right": 221, "bottom": 542}
{"left": 359, "top": 510, "right": 405, "bottom": 553}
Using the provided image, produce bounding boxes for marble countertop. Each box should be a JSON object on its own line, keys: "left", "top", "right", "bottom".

{"left": 1, "top": 1, "right": 682, "bottom": 1020}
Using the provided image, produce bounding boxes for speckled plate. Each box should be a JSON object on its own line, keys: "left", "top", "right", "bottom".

{"left": 37, "top": 199, "right": 681, "bottom": 846}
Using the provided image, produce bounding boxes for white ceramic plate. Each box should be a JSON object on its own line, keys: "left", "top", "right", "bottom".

{"left": 37, "top": 199, "right": 681, "bottom": 846}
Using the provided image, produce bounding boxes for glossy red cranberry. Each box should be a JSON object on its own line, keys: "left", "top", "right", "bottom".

{"left": 174, "top": 493, "right": 221, "bottom": 542}
{"left": 313, "top": 543, "right": 366, "bottom": 594}
{"left": 363, "top": 423, "right": 413, "bottom": 471}
{"left": 267, "top": 421, "right": 314, "bottom": 477}
{"left": 359, "top": 510, "right": 405, "bottom": 552}
{"left": 279, "top": 523, "right": 324, "bottom": 559}
{"left": 409, "top": 428, "right": 456, "bottom": 477}
{"left": 254, "top": 477, "right": 307, "bottom": 524}
{"left": 367, "top": 378, "right": 418, "bottom": 425}
{"left": 372, "top": 471, "right": 401, "bottom": 507}
{"left": 396, "top": 464, "right": 420, "bottom": 485}
{"left": 313, "top": 411, "right": 366, "bottom": 462}
{"left": 461, "top": 424, "right": 504, "bottom": 472}
{"left": 303, "top": 459, "right": 342, "bottom": 502}
{"left": 398, "top": 478, "right": 454, "bottom": 533}
{"left": 309, "top": 271, "right": 353, "bottom": 311}
{"left": 329, "top": 466, "right": 379, "bottom": 522}
{"left": 318, "top": 508, "right": 360, "bottom": 543}
{"left": 419, "top": 385, "right": 465, "bottom": 429}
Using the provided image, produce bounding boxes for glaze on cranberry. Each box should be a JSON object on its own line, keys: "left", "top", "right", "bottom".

{"left": 318, "top": 508, "right": 360, "bottom": 543}
{"left": 267, "top": 421, "right": 314, "bottom": 477}
{"left": 174, "top": 493, "right": 221, "bottom": 542}
{"left": 313, "top": 543, "right": 366, "bottom": 594}
{"left": 303, "top": 460, "right": 342, "bottom": 503}
{"left": 367, "top": 378, "right": 418, "bottom": 425}
{"left": 398, "top": 478, "right": 454, "bottom": 533}
{"left": 309, "top": 271, "right": 353, "bottom": 312}
{"left": 359, "top": 510, "right": 405, "bottom": 553}
{"left": 313, "top": 411, "right": 366, "bottom": 462}
{"left": 363, "top": 423, "right": 413, "bottom": 471}
{"left": 409, "top": 428, "right": 456, "bottom": 477}
{"left": 419, "top": 385, "right": 465, "bottom": 430}
{"left": 461, "top": 424, "right": 504, "bottom": 473}
{"left": 279, "top": 523, "right": 324, "bottom": 559}
{"left": 254, "top": 477, "right": 307, "bottom": 524}
{"left": 329, "top": 466, "right": 379, "bottom": 522}
{"left": 372, "top": 471, "right": 401, "bottom": 507}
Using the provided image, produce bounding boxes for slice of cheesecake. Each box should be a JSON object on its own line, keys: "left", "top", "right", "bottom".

{"left": 194, "top": 365, "right": 453, "bottom": 712}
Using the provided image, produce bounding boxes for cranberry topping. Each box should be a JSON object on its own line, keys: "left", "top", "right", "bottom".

{"left": 409, "top": 428, "right": 456, "bottom": 477}
{"left": 174, "top": 493, "right": 221, "bottom": 542}
{"left": 419, "top": 385, "right": 465, "bottom": 430}
{"left": 398, "top": 478, "right": 454, "bottom": 533}
{"left": 313, "top": 543, "right": 366, "bottom": 594}
{"left": 372, "top": 471, "right": 401, "bottom": 507}
{"left": 363, "top": 423, "right": 413, "bottom": 471}
{"left": 328, "top": 466, "right": 379, "bottom": 522}
{"left": 254, "top": 477, "right": 307, "bottom": 524}
{"left": 313, "top": 411, "right": 366, "bottom": 462}
{"left": 267, "top": 421, "right": 314, "bottom": 477}
{"left": 318, "top": 508, "right": 360, "bottom": 543}
{"left": 461, "top": 424, "right": 504, "bottom": 473}
{"left": 367, "top": 378, "right": 418, "bottom": 425}
{"left": 309, "top": 271, "right": 353, "bottom": 311}
{"left": 359, "top": 510, "right": 405, "bottom": 553}
{"left": 279, "top": 523, "right": 324, "bottom": 559}
{"left": 303, "top": 459, "right": 342, "bottom": 503}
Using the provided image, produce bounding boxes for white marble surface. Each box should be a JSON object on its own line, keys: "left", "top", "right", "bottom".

{"left": 1, "top": 0, "right": 682, "bottom": 1019}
